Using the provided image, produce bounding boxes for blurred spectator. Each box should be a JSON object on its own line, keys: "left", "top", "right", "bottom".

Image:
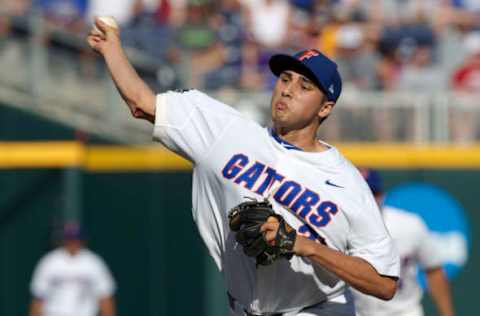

{"left": 439, "top": 0, "right": 480, "bottom": 31}
{"left": 331, "top": 0, "right": 444, "bottom": 27}
{"left": 241, "top": 0, "right": 291, "bottom": 48}
{"left": 450, "top": 32, "right": 480, "bottom": 143}
{"left": 151, "top": 0, "right": 171, "bottom": 24}
{"left": 375, "top": 48, "right": 402, "bottom": 91}
{"left": 291, "top": 0, "right": 314, "bottom": 11}
{"left": 1, "top": 0, "right": 479, "bottom": 143}
{"left": 0, "top": 0, "right": 32, "bottom": 16}
{"left": 238, "top": 0, "right": 293, "bottom": 91}
{"left": 0, "top": 15, "right": 11, "bottom": 48}
{"left": 203, "top": 0, "right": 245, "bottom": 90}
{"left": 397, "top": 45, "right": 446, "bottom": 91}
{"left": 167, "top": 0, "right": 187, "bottom": 26}
{"left": 0, "top": 14, "right": 18, "bottom": 79}
{"left": 330, "top": 0, "right": 370, "bottom": 24}
{"left": 328, "top": 23, "right": 381, "bottom": 143}
{"left": 176, "top": 1, "right": 224, "bottom": 88}
{"left": 335, "top": 24, "right": 379, "bottom": 89}
{"left": 122, "top": 0, "right": 174, "bottom": 60}
{"left": 37, "top": 0, "right": 87, "bottom": 31}
{"left": 240, "top": 40, "right": 271, "bottom": 90}
{"left": 378, "top": 21, "right": 436, "bottom": 62}
{"left": 452, "top": 0, "right": 480, "bottom": 11}
{"left": 316, "top": 18, "right": 341, "bottom": 58}
{"left": 0, "top": 0, "right": 31, "bottom": 86}
{"left": 0, "top": 0, "right": 464, "bottom": 95}
{"left": 29, "top": 222, "right": 116, "bottom": 316}
{"left": 452, "top": 32, "right": 480, "bottom": 91}
{"left": 176, "top": 1, "right": 216, "bottom": 51}
{"left": 287, "top": 0, "right": 320, "bottom": 51}
{"left": 375, "top": 21, "right": 436, "bottom": 91}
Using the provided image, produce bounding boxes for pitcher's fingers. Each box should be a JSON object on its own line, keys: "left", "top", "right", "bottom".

{"left": 88, "top": 28, "right": 104, "bottom": 37}
{"left": 260, "top": 222, "right": 277, "bottom": 233}
{"left": 94, "top": 17, "right": 108, "bottom": 32}
{"left": 87, "top": 34, "right": 102, "bottom": 42}
{"left": 87, "top": 36, "right": 97, "bottom": 47}
{"left": 266, "top": 216, "right": 279, "bottom": 224}
{"left": 87, "top": 35, "right": 101, "bottom": 47}
{"left": 262, "top": 230, "right": 276, "bottom": 245}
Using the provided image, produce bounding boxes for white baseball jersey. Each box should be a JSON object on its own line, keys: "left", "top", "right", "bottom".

{"left": 30, "top": 248, "right": 116, "bottom": 316}
{"left": 153, "top": 90, "right": 400, "bottom": 314}
{"left": 352, "top": 206, "right": 443, "bottom": 316}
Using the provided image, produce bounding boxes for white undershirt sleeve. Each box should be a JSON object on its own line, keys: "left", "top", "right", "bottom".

{"left": 152, "top": 89, "right": 242, "bottom": 163}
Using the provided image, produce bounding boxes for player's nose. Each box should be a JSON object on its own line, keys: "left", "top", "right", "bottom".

{"left": 281, "top": 83, "right": 293, "bottom": 98}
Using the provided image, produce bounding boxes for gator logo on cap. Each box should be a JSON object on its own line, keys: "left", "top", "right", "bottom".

{"left": 298, "top": 49, "right": 320, "bottom": 61}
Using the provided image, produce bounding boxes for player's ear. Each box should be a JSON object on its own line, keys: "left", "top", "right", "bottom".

{"left": 317, "top": 100, "right": 335, "bottom": 120}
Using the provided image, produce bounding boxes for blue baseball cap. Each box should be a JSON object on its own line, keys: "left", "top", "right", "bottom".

{"left": 359, "top": 168, "right": 383, "bottom": 195}
{"left": 269, "top": 49, "right": 342, "bottom": 102}
{"left": 62, "top": 222, "right": 86, "bottom": 240}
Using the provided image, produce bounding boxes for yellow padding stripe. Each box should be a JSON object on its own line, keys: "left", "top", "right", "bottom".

{"left": 85, "top": 146, "right": 191, "bottom": 171}
{"left": 337, "top": 144, "right": 480, "bottom": 169}
{"left": 1, "top": 142, "right": 480, "bottom": 170}
{"left": 0, "top": 142, "right": 85, "bottom": 168}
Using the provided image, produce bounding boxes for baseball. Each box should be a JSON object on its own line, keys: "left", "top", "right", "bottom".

{"left": 91, "top": 16, "right": 118, "bottom": 37}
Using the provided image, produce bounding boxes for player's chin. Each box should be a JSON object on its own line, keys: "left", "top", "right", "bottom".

{"left": 272, "top": 119, "right": 293, "bottom": 133}
{"left": 272, "top": 110, "right": 288, "bottom": 123}
{"left": 271, "top": 116, "right": 286, "bottom": 129}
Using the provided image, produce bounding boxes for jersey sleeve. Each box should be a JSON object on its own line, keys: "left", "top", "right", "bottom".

{"left": 152, "top": 89, "right": 242, "bottom": 163}
{"left": 415, "top": 218, "right": 443, "bottom": 269}
{"left": 346, "top": 192, "right": 400, "bottom": 277}
{"left": 92, "top": 257, "right": 116, "bottom": 298}
{"left": 30, "top": 256, "right": 52, "bottom": 299}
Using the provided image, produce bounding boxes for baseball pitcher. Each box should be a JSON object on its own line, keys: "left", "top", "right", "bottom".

{"left": 87, "top": 18, "right": 400, "bottom": 316}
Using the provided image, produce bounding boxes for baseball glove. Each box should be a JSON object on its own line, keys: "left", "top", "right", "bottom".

{"left": 228, "top": 198, "right": 297, "bottom": 266}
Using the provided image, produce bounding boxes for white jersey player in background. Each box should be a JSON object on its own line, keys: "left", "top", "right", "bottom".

{"left": 29, "top": 222, "right": 116, "bottom": 316}
{"left": 87, "top": 19, "right": 399, "bottom": 316}
{"left": 353, "top": 168, "right": 455, "bottom": 316}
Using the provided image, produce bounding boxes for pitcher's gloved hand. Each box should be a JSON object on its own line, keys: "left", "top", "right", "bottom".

{"left": 228, "top": 198, "right": 297, "bottom": 265}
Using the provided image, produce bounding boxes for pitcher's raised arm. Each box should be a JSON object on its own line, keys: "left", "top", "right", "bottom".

{"left": 87, "top": 17, "right": 155, "bottom": 123}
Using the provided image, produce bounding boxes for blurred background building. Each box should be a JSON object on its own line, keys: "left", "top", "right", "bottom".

{"left": 0, "top": 1, "right": 479, "bottom": 316}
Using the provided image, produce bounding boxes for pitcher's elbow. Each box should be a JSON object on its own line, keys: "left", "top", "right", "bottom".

{"left": 379, "top": 288, "right": 395, "bottom": 301}
{"left": 131, "top": 91, "right": 156, "bottom": 119}
{"left": 378, "top": 278, "right": 397, "bottom": 301}
{"left": 127, "top": 98, "right": 146, "bottom": 119}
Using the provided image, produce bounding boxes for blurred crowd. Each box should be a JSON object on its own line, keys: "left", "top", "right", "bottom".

{"left": 1, "top": 0, "right": 480, "bottom": 93}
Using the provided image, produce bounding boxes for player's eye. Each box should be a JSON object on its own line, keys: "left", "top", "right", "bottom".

{"left": 279, "top": 73, "right": 291, "bottom": 82}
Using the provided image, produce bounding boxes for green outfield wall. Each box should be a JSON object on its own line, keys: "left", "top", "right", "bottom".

{"left": 0, "top": 169, "right": 478, "bottom": 316}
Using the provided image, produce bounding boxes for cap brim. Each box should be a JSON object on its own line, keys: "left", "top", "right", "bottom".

{"left": 269, "top": 54, "right": 324, "bottom": 93}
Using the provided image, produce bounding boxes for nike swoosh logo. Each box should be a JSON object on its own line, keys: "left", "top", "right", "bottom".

{"left": 325, "top": 180, "right": 344, "bottom": 188}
